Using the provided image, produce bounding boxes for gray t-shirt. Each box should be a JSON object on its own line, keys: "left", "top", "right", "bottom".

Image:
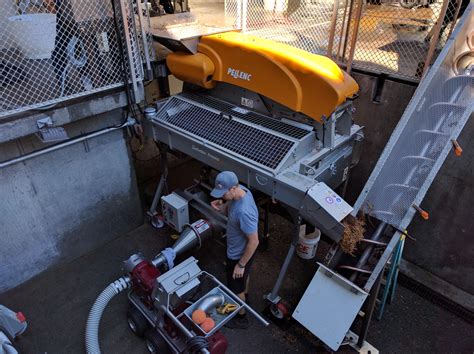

{"left": 226, "top": 186, "right": 258, "bottom": 260}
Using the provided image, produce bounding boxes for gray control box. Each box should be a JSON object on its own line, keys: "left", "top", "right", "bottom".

{"left": 161, "top": 192, "right": 189, "bottom": 232}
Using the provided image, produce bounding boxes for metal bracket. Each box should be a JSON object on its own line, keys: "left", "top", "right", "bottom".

{"left": 263, "top": 293, "right": 281, "bottom": 305}
{"left": 36, "top": 116, "right": 53, "bottom": 129}
{"left": 344, "top": 330, "right": 379, "bottom": 354}
{"left": 154, "top": 62, "right": 168, "bottom": 78}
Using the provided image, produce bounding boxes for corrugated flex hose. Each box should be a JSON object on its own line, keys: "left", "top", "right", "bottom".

{"left": 60, "top": 36, "right": 88, "bottom": 97}
{"left": 85, "top": 276, "right": 131, "bottom": 354}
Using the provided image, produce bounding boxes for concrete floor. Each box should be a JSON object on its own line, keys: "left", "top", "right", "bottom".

{"left": 1, "top": 217, "right": 473, "bottom": 353}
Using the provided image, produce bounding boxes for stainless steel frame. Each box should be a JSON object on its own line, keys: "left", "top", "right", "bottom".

{"left": 129, "top": 265, "right": 269, "bottom": 354}
{"left": 144, "top": 82, "right": 363, "bottom": 335}
{"left": 147, "top": 87, "right": 361, "bottom": 241}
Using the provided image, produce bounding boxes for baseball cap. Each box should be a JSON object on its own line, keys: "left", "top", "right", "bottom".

{"left": 211, "top": 171, "right": 239, "bottom": 198}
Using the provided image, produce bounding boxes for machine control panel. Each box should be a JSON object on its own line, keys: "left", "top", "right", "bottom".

{"left": 308, "top": 182, "right": 353, "bottom": 222}
{"left": 161, "top": 192, "right": 189, "bottom": 232}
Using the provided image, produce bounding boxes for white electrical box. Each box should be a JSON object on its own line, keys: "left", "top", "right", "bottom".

{"left": 161, "top": 193, "right": 189, "bottom": 232}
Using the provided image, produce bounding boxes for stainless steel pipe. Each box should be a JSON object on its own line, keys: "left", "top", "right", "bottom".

{"left": 349, "top": 222, "right": 387, "bottom": 283}
{"left": 0, "top": 118, "right": 136, "bottom": 169}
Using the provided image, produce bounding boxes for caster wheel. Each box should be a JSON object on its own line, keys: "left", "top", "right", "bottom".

{"left": 263, "top": 300, "right": 292, "bottom": 329}
{"left": 144, "top": 329, "right": 171, "bottom": 354}
{"left": 127, "top": 306, "right": 149, "bottom": 337}
{"left": 270, "top": 301, "right": 291, "bottom": 320}
{"left": 150, "top": 214, "right": 165, "bottom": 229}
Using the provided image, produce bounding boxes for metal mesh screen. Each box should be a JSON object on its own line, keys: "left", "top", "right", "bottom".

{"left": 0, "top": 0, "right": 149, "bottom": 117}
{"left": 154, "top": 96, "right": 296, "bottom": 169}
{"left": 181, "top": 92, "right": 311, "bottom": 139}
{"left": 353, "top": 7, "right": 474, "bottom": 229}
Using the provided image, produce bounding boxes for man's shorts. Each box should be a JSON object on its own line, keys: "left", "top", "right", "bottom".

{"left": 226, "top": 256, "right": 254, "bottom": 294}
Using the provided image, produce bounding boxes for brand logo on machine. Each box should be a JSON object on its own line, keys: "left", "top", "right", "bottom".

{"left": 227, "top": 68, "right": 252, "bottom": 81}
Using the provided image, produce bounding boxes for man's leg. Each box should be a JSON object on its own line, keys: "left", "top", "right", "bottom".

{"left": 225, "top": 257, "right": 253, "bottom": 329}
{"left": 237, "top": 291, "right": 246, "bottom": 316}
{"left": 238, "top": 274, "right": 252, "bottom": 315}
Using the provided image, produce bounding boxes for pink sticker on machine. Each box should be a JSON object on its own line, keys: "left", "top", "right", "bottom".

{"left": 194, "top": 220, "right": 210, "bottom": 234}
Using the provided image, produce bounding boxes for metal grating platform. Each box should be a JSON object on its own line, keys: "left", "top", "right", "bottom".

{"left": 181, "top": 92, "right": 311, "bottom": 140}
{"left": 154, "top": 96, "right": 296, "bottom": 170}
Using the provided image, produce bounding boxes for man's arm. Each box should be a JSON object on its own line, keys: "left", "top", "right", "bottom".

{"left": 239, "top": 232, "right": 259, "bottom": 266}
{"left": 233, "top": 232, "right": 259, "bottom": 279}
{"left": 211, "top": 199, "right": 228, "bottom": 215}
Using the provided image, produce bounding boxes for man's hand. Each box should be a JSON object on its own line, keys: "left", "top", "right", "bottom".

{"left": 233, "top": 263, "right": 245, "bottom": 279}
{"left": 211, "top": 199, "right": 224, "bottom": 212}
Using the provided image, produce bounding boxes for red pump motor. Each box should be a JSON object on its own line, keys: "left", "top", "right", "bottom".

{"left": 123, "top": 253, "right": 160, "bottom": 308}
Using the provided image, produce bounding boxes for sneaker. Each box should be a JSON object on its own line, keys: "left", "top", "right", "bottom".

{"left": 224, "top": 314, "right": 249, "bottom": 329}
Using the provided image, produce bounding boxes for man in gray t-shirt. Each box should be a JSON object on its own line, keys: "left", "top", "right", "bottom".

{"left": 210, "top": 171, "right": 259, "bottom": 329}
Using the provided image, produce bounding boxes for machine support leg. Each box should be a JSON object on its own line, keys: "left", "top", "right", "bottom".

{"left": 148, "top": 146, "right": 168, "bottom": 216}
{"left": 357, "top": 271, "right": 383, "bottom": 348}
{"left": 349, "top": 222, "right": 387, "bottom": 283}
{"left": 267, "top": 214, "right": 301, "bottom": 302}
{"left": 377, "top": 236, "right": 404, "bottom": 320}
{"left": 389, "top": 236, "right": 405, "bottom": 304}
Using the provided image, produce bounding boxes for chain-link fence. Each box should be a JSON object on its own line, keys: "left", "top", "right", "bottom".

{"left": 224, "top": 0, "right": 468, "bottom": 81}
{"left": 0, "top": 0, "right": 149, "bottom": 118}
{"left": 348, "top": 0, "right": 465, "bottom": 80}
{"left": 225, "top": 0, "right": 343, "bottom": 55}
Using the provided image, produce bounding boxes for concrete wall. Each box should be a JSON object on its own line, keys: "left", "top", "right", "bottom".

{"left": 0, "top": 107, "right": 143, "bottom": 292}
{"left": 347, "top": 71, "right": 474, "bottom": 296}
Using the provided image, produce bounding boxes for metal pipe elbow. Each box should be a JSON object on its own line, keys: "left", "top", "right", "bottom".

{"left": 196, "top": 294, "right": 225, "bottom": 313}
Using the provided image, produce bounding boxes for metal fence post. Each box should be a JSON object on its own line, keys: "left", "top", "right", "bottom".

{"left": 346, "top": 0, "right": 364, "bottom": 73}
{"left": 422, "top": 0, "right": 450, "bottom": 77}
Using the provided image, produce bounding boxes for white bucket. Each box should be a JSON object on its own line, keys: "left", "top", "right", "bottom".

{"left": 296, "top": 229, "right": 321, "bottom": 260}
{"left": 8, "top": 14, "right": 57, "bottom": 60}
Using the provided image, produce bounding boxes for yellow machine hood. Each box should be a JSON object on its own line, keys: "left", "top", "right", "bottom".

{"left": 166, "top": 32, "right": 359, "bottom": 122}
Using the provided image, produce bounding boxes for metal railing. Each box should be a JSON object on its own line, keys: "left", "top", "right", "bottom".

{"left": 0, "top": 0, "right": 152, "bottom": 118}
